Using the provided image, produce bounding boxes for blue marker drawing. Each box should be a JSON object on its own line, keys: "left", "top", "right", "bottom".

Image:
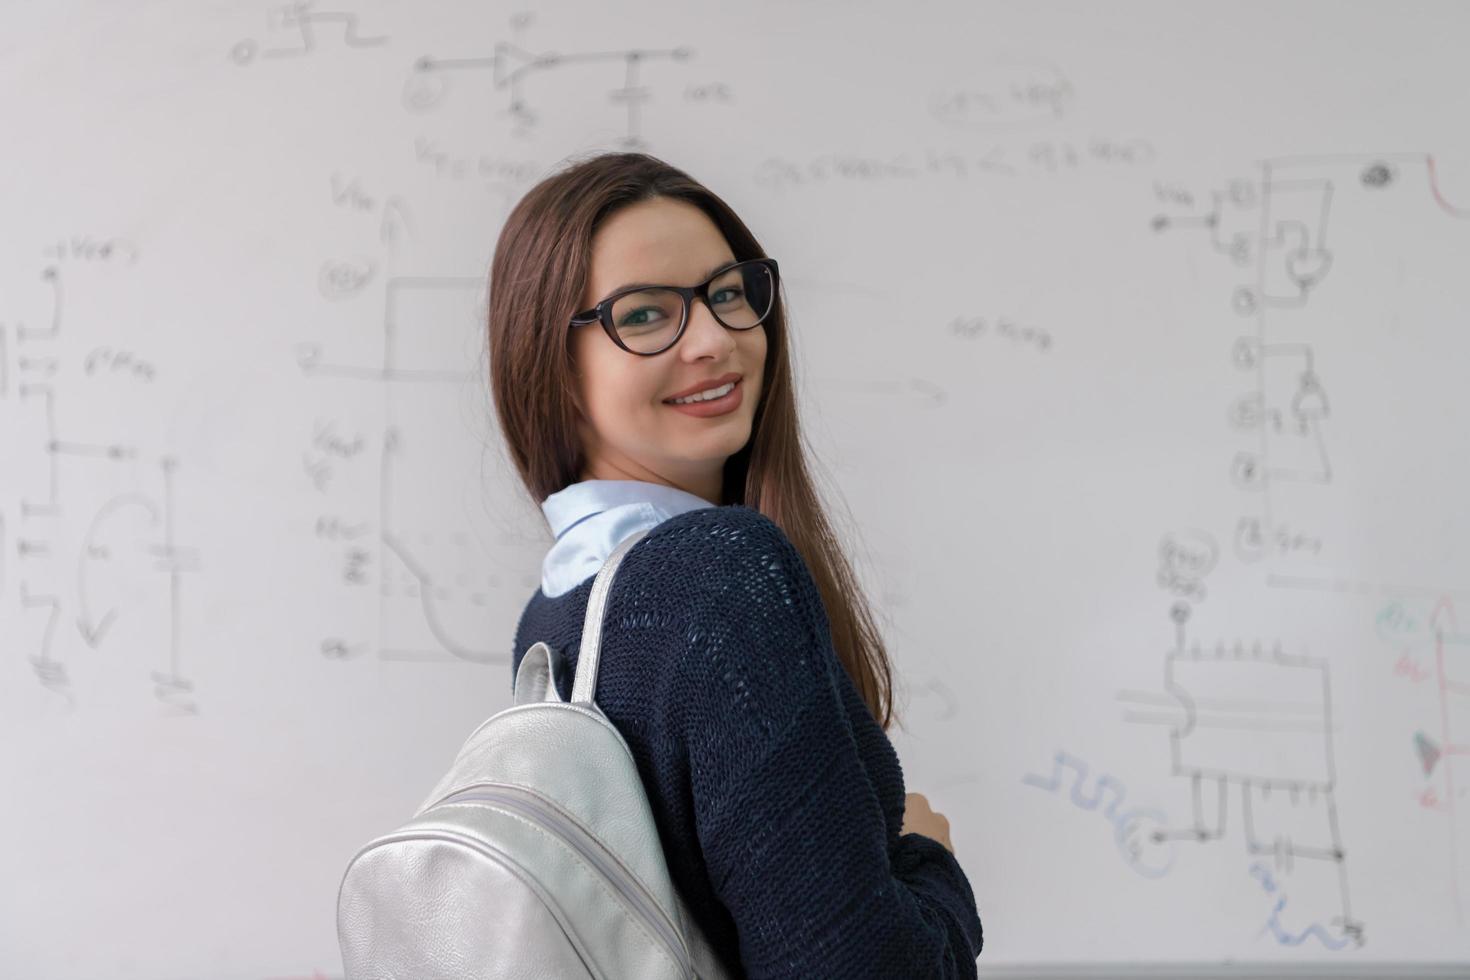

{"left": 1249, "top": 860, "right": 1353, "bottom": 950}
{"left": 1023, "top": 750, "right": 1176, "bottom": 878}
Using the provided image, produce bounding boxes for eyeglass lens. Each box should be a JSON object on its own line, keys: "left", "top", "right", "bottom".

{"left": 609, "top": 261, "right": 775, "bottom": 354}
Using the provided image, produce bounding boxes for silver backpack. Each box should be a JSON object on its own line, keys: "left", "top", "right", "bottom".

{"left": 337, "top": 527, "right": 733, "bottom": 979}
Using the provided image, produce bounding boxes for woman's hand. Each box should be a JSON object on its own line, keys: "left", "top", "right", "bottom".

{"left": 901, "top": 792, "right": 955, "bottom": 855}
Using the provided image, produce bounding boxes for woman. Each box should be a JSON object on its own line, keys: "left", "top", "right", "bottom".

{"left": 487, "top": 150, "right": 983, "bottom": 978}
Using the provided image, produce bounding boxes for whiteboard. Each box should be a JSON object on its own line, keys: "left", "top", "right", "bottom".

{"left": 3, "top": 1, "right": 1469, "bottom": 977}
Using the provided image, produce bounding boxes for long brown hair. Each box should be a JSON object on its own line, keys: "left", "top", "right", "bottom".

{"left": 486, "top": 150, "right": 898, "bottom": 732}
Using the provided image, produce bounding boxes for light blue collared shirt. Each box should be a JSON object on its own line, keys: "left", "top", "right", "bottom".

{"left": 539, "top": 479, "right": 718, "bottom": 598}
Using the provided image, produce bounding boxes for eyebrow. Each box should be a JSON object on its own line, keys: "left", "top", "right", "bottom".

{"left": 605, "top": 259, "right": 738, "bottom": 297}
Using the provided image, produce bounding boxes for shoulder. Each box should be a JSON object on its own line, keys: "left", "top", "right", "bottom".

{"left": 629, "top": 505, "right": 820, "bottom": 621}
{"left": 639, "top": 501, "right": 783, "bottom": 542}
{"left": 635, "top": 504, "right": 804, "bottom": 569}
{"left": 621, "top": 505, "right": 838, "bottom": 722}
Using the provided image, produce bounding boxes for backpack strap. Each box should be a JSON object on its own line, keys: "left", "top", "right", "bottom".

{"left": 512, "top": 641, "right": 567, "bottom": 706}
{"left": 571, "top": 527, "right": 652, "bottom": 705}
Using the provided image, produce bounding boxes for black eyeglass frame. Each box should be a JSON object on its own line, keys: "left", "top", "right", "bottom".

{"left": 567, "top": 257, "right": 780, "bottom": 356}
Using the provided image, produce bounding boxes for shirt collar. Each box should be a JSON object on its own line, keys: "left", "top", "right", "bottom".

{"left": 538, "top": 479, "right": 716, "bottom": 596}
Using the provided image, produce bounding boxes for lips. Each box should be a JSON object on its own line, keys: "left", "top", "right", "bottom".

{"left": 662, "top": 372, "right": 742, "bottom": 403}
{"left": 662, "top": 375, "right": 744, "bottom": 417}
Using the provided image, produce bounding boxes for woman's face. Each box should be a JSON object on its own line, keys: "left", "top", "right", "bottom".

{"left": 569, "top": 196, "right": 766, "bottom": 503}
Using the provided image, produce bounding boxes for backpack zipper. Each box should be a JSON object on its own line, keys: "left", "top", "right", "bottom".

{"left": 433, "top": 783, "right": 694, "bottom": 979}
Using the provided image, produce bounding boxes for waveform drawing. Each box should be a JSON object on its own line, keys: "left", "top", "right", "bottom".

{"left": 230, "top": 1, "right": 388, "bottom": 66}
{"left": 1249, "top": 860, "right": 1353, "bottom": 951}
{"left": 1021, "top": 750, "right": 1177, "bottom": 878}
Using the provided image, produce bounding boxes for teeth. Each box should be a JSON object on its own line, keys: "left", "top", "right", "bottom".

{"left": 668, "top": 380, "right": 735, "bottom": 404}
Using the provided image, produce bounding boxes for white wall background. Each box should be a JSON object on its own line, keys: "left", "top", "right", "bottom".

{"left": 3, "top": 1, "right": 1469, "bottom": 977}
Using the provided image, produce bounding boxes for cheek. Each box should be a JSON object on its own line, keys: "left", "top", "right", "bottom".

{"left": 744, "top": 331, "right": 768, "bottom": 399}
{"left": 583, "top": 357, "right": 663, "bottom": 425}
{"left": 572, "top": 331, "right": 631, "bottom": 423}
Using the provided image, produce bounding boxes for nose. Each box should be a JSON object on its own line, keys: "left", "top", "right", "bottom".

{"left": 680, "top": 296, "right": 736, "bottom": 356}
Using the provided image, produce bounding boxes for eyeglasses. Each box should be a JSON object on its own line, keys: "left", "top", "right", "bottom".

{"left": 568, "top": 257, "right": 779, "bottom": 356}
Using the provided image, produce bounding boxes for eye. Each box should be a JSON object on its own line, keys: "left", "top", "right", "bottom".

{"left": 618, "top": 307, "right": 666, "bottom": 327}
{"left": 711, "top": 286, "right": 744, "bottom": 305}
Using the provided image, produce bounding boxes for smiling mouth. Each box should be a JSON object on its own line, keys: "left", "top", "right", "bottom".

{"left": 663, "top": 378, "right": 741, "bottom": 404}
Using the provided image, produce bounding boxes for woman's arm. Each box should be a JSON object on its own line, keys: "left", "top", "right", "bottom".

{"left": 677, "top": 511, "right": 983, "bottom": 978}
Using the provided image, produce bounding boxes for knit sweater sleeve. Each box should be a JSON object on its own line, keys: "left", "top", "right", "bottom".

{"left": 673, "top": 509, "right": 983, "bottom": 978}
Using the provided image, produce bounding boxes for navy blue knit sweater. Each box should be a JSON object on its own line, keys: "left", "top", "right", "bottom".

{"left": 511, "top": 504, "right": 983, "bottom": 978}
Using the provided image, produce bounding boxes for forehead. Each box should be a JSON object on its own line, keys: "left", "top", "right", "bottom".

{"left": 585, "top": 197, "right": 733, "bottom": 299}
